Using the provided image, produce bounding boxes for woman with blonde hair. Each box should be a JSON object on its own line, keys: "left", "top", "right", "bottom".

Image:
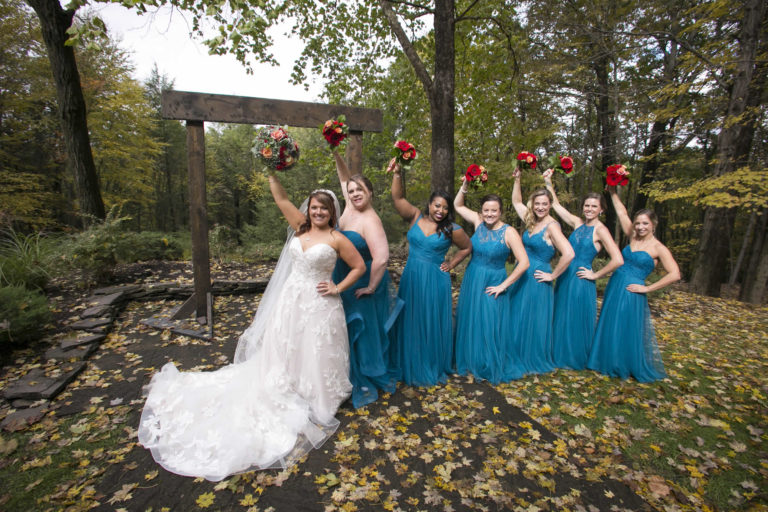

{"left": 508, "top": 168, "right": 574, "bottom": 374}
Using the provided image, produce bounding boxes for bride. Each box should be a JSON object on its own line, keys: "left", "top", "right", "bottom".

{"left": 138, "top": 171, "right": 365, "bottom": 481}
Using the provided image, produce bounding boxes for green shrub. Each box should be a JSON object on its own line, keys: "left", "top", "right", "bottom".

{"left": 0, "top": 228, "right": 56, "bottom": 290}
{"left": 64, "top": 207, "right": 129, "bottom": 281}
{"left": 209, "top": 224, "right": 239, "bottom": 262}
{"left": 0, "top": 285, "right": 51, "bottom": 348}
{"left": 114, "top": 232, "right": 184, "bottom": 262}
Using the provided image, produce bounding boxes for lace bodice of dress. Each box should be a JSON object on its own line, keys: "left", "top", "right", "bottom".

{"left": 569, "top": 225, "right": 598, "bottom": 268}
{"left": 470, "top": 223, "right": 510, "bottom": 269}
{"left": 523, "top": 225, "right": 555, "bottom": 268}
{"left": 289, "top": 239, "right": 338, "bottom": 282}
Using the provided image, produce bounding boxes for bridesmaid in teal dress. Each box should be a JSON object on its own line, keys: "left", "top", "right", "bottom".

{"left": 453, "top": 180, "right": 529, "bottom": 383}
{"left": 331, "top": 152, "right": 404, "bottom": 408}
{"left": 543, "top": 169, "right": 623, "bottom": 370}
{"left": 587, "top": 186, "right": 680, "bottom": 382}
{"left": 508, "top": 168, "right": 574, "bottom": 374}
{"left": 389, "top": 159, "right": 472, "bottom": 386}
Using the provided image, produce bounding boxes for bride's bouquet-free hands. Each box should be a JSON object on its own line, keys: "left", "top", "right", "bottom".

{"left": 321, "top": 116, "right": 349, "bottom": 150}
{"left": 252, "top": 126, "right": 300, "bottom": 172}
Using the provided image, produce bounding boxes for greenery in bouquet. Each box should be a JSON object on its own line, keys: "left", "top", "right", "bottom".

{"left": 252, "top": 126, "right": 300, "bottom": 171}
{"left": 546, "top": 154, "right": 574, "bottom": 176}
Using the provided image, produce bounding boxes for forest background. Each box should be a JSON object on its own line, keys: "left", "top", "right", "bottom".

{"left": 1, "top": 0, "right": 767, "bottom": 348}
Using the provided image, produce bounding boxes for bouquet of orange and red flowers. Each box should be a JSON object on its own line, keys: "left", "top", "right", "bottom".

{"left": 546, "top": 154, "right": 574, "bottom": 176}
{"left": 606, "top": 164, "right": 630, "bottom": 186}
{"left": 391, "top": 140, "right": 417, "bottom": 171}
{"left": 253, "top": 126, "right": 300, "bottom": 171}
{"left": 464, "top": 164, "right": 488, "bottom": 189}
{"left": 516, "top": 151, "right": 538, "bottom": 171}
{"left": 321, "top": 115, "right": 348, "bottom": 149}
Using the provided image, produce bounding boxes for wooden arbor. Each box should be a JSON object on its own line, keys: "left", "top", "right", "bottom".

{"left": 161, "top": 90, "right": 383, "bottom": 325}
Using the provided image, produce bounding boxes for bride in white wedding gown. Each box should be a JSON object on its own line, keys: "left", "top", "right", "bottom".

{"left": 138, "top": 172, "right": 365, "bottom": 481}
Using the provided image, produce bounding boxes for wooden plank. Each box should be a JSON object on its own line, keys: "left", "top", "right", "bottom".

{"left": 187, "top": 121, "right": 212, "bottom": 318}
{"left": 162, "top": 90, "right": 382, "bottom": 132}
{"left": 346, "top": 131, "right": 363, "bottom": 175}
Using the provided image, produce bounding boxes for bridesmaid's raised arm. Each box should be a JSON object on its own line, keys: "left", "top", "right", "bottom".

{"left": 543, "top": 169, "right": 581, "bottom": 229}
{"left": 608, "top": 186, "right": 633, "bottom": 238}
{"left": 511, "top": 168, "right": 528, "bottom": 220}
{"left": 333, "top": 151, "right": 352, "bottom": 205}
{"left": 454, "top": 177, "right": 481, "bottom": 227}
{"left": 390, "top": 158, "right": 420, "bottom": 224}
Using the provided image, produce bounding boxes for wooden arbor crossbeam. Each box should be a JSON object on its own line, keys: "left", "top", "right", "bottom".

{"left": 161, "top": 90, "right": 383, "bottom": 324}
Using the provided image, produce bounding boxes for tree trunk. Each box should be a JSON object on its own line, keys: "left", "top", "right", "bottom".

{"left": 690, "top": 0, "right": 767, "bottom": 296}
{"left": 25, "top": 0, "right": 105, "bottom": 221}
{"left": 592, "top": 52, "right": 619, "bottom": 237}
{"left": 380, "top": 0, "right": 455, "bottom": 195}
{"left": 430, "top": 0, "right": 455, "bottom": 195}
{"left": 730, "top": 210, "right": 758, "bottom": 285}
{"left": 740, "top": 208, "right": 768, "bottom": 302}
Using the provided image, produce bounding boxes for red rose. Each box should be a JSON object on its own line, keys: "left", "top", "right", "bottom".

{"left": 606, "top": 164, "right": 629, "bottom": 186}
{"left": 560, "top": 156, "right": 573, "bottom": 172}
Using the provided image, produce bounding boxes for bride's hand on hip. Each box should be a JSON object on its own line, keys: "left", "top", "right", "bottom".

{"left": 317, "top": 281, "right": 339, "bottom": 296}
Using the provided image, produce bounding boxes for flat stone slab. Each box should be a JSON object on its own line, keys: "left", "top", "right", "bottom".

{"left": 44, "top": 342, "right": 98, "bottom": 362}
{"left": 80, "top": 304, "right": 113, "bottom": 319}
{"left": 1, "top": 406, "right": 47, "bottom": 432}
{"left": 61, "top": 333, "right": 106, "bottom": 350}
{"left": 89, "top": 291, "right": 125, "bottom": 307}
{"left": 69, "top": 317, "right": 112, "bottom": 330}
{"left": 92, "top": 284, "right": 142, "bottom": 296}
{"left": 3, "top": 362, "right": 87, "bottom": 401}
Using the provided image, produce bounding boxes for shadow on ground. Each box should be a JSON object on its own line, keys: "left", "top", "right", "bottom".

{"left": 47, "top": 296, "right": 652, "bottom": 511}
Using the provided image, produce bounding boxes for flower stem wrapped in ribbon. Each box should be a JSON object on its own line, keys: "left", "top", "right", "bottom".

{"left": 546, "top": 154, "right": 574, "bottom": 176}
{"left": 606, "top": 164, "right": 630, "bottom": 186}
{"left": 516, "top": 151, "right": 538, "bottom": 171}
{"left": 391, "top": 140, "right": 417, "bottom": 171}
{"left": 321, "top": 115, "right": 348, "bottom": 150}
{"left": 464, "top": 164, "right": 488, "bottom": 189}
{"left": 252, "top": 126, "right": 300, "bottom": 171}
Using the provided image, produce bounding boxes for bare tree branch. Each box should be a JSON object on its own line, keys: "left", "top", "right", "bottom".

{"left": 379, "top": 0, "right": 433, "bottom": 98}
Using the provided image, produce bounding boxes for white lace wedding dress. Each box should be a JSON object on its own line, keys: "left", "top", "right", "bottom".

{"left": 138, "top": 239, "right": 352, "bottom": 481}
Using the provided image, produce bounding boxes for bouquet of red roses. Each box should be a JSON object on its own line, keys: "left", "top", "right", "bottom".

{"left": 321, "top": 115, "right": 348, "bottom": 149}
{"left": 252, "top": 126, "right": 300, "bottom": 171}
{"left": 516, "top": 151, "right": 538, "bottom": 171}
{"left": 464, "top": 164, "right": 488, "bottom": 189}
{"left": 391, "top": 140, "right": 417, "bottom": 171}
{"left": 606, "top": 164, "right": 630, "bottom": 186}
{"left": 546, "top": 154, "right": 574, "bottom": 176}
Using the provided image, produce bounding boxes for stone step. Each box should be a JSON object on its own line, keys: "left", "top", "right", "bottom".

{"left": 60, "top": 333, "right": 106, "bottom": 351}
{"left": 2, "top": 362, "right": 87, "bottom": 401}
{"left": 69, "top": 317, "right": 112, "bottom": 331}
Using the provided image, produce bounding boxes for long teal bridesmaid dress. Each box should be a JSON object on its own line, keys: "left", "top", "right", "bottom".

{"left": 587, "top": 246, "right": 666, "bottom": 382}
{"left": 455, "top": 223, "right": 524, "bottom": 383}
{"left": 392, "top": 216, "right": 462, "bottom": 386}
{"left": 552, "top": 224, "right": 598, "bottom": 370}
{"left": 333, "top": 231, "right": 404, "bottom": 408}
{"left": 506, "top": 224, "right": 556, "bottom": 374}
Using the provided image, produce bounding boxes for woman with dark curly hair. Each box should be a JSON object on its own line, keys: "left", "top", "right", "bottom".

{"left": 389, "top": 158, "right": 471, "bottom": 386}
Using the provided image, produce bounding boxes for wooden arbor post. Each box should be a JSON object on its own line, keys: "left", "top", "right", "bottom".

{"left": 161, "top": 91, "right": 383, "bottom": 322}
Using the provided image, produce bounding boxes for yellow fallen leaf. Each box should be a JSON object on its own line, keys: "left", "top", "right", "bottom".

{"left": 196, "top": 492, "right": 215, "bottom": 508}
